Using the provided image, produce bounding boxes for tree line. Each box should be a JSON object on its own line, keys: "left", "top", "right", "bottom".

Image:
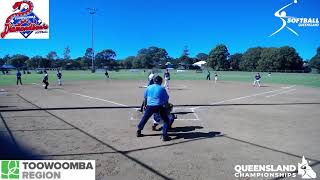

{"left": 0, "top": 45, "right": 319, "bottom": 73}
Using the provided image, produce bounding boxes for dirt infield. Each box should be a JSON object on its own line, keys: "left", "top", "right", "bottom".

{"left": 1, "top": 80, "right": 320, "bottom": 180}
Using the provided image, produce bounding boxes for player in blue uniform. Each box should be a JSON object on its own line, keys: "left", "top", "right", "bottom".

{"left": 253, "top": 73, "right": 261, "bottom": 87}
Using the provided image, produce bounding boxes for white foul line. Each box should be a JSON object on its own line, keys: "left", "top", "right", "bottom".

{"left": 71, "top": 93, "right": 199, "bottom": 121}
{"left": 210, "top": 85, "right": 296, "bottom": 104}
{"left": 192, "top": 85, "right": 296, "bottom": 110}
{"left": 191, "top": 108, "right": 200, "bottom": 121}
{"left": 60, "top": 85, "right": 295, "bottom": 122}
{"left": 72, "top": 93, "right": 129, "bottom": 107}
{"left": 266, "top": 89, "right": 296, "bottom": 98}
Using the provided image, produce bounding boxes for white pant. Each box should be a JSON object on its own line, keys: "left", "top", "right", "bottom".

{"left": 164, "top": 79, "right": 169, "bottom": 88}
{"left": 58, "top": 79, "right": 62, "bottom": 85}
{"left": 253, "top": 80, "right": 261, "bottom": 87}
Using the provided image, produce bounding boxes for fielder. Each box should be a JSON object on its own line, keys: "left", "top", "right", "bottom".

{"left": 105, "top": 70, "right": 110, "bottom": 79}
{"left": 164, "top": 69, "right": 170, "bottom": 89}
{"left": 148, "top": 71, "right": 155, "bottom": 86}
{"left": 206, "top": 70, "right": 211, "bottom": 80}
{"left": 57, "top": 70, "right": 62, "bottom": 86}
{"left": 214, "top": 73, "right": 218, "bottom": 83}
{"left": 253, "top": 73, "right": 261, "bottom": 87}
{"left": 42, "top": 70, "right": 49, "bottom": 89}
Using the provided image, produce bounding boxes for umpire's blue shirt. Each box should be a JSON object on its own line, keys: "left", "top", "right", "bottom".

{"left": 144, "top": 84, "right": 169, "bottom": 106}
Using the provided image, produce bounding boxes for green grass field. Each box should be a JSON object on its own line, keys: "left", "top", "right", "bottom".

{"left": 1, "top": 70, "right": 319, "bottom": 87}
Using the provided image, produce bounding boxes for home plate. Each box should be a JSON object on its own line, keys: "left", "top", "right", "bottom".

{"left": 172, "top": 107, "right": 199, "bottom": 121}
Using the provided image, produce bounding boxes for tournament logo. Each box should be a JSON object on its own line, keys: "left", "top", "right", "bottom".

{"left": 0, "top": 0, "right": 49, "bottom": 39}
{"left": 298, "top": 156, "right": 317, "bottom": 179}
{"left": 269, "top": 0, "right": 319, "bottom": 37}
{"left": 234, "top": 156, "right": 317, "bottom": 179}
{"left": 1, "top": 160, "right": 19, "bottom": 179}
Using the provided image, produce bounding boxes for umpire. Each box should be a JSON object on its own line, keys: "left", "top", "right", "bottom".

{"left": 137, "top": 75, "right": 171, "bottom": 141}
{"left": 16, "top": 70, "right": 22, "bottom": 85}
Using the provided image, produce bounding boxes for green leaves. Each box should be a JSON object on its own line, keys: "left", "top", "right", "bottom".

{"left": 208, "top": 44, "right": 230, "bottom": 70}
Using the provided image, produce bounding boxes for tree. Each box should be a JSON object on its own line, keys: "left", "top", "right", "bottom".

{"left": 195, "top": 53, "right": 208, "bottom": 62}
{"left": 79, "top": 58, "right": 89, "bottom": 70}
{"left": 8, "top": 54, "right": 29, "bottom": 68}
{"left": 207, "top": 44, "right": 230, "bottom": 70}
{"left": 53, "top": 58, "right": 67, "bottom": 69}
{"left": 136, "top": 46, "right": 169, "bottom": 69}
{"left": 122, "top": 56, "right": 135, "bottom": 69}
{"left": 47, "top": 51, "right": 58, "bottom": 60}
{"left": 64, "top": 46, "right": 71, "bottom": 60}
{"left": 65, "top": 58, "right": 81, "bottom": 70}
{"left": 229, "top": 53, "right": 242, "bottom": 70}
{"left": 84, "top": 48, "right": 94, "bottom": 69}
{"left": 239, "top": 47, "right": 263, "bottom": 71}
{"left": 132, "top": 58, "right": 143, "bottom": 68}
{"left": 29, "top": 56, "right": 41, "bottom": 68}
{"left": 2, "top": 55, "right": 11, "bottom": 65}
{"left": 39, "top": 56, "right": 51, "bottom": 68}
{"left": 257, "top": 48, "right": 280, "bottom": 71}
{"left": 302, "top": 61, "right": 312, "bottom": 73}
{"left": 25, "top": 58, "right": 38, "bottom": 69}
{"left": 310, "top": 47, "right": 320, "bottom": 72}
{"left": 0, "top": 57, "right": 4, "bottom": 66}
{"left": 167, "top": 57, "right": 178, "bottom": 69}
{"left": 277, "top": 46, "right": 303, "bottom": 70}
{"left": 178, "top": 55, "right": 193, "bottom": 69}
{"left": 95, "top": 49, "right": 116, "bottom": 69}
{"left": 28, "top": 56, "right": 50, "bottom": 68}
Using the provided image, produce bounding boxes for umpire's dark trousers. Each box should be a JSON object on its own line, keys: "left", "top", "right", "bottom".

{"left": 137, "top": 105, "right": 169, "bottom": 136}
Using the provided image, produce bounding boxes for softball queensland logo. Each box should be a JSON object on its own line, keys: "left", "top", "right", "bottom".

{"left": 234, "top": 156, "right": 317, "bottom": 179}
{"left": 0, "top": 0, "right": 49, "bottom": 39}
{"left": 298, "top": 156, "right": 317, "bottom": 179}
{"left": 269, "top": 0, "right": 319, "bottom": 37}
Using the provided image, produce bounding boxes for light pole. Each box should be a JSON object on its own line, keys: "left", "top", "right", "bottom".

{"left": 86, "top": 8, "right": 97, "bottom": 72}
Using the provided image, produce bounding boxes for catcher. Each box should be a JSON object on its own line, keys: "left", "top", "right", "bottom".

{"left": 152, "top": 102, "right": 177, "bottom": 131}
